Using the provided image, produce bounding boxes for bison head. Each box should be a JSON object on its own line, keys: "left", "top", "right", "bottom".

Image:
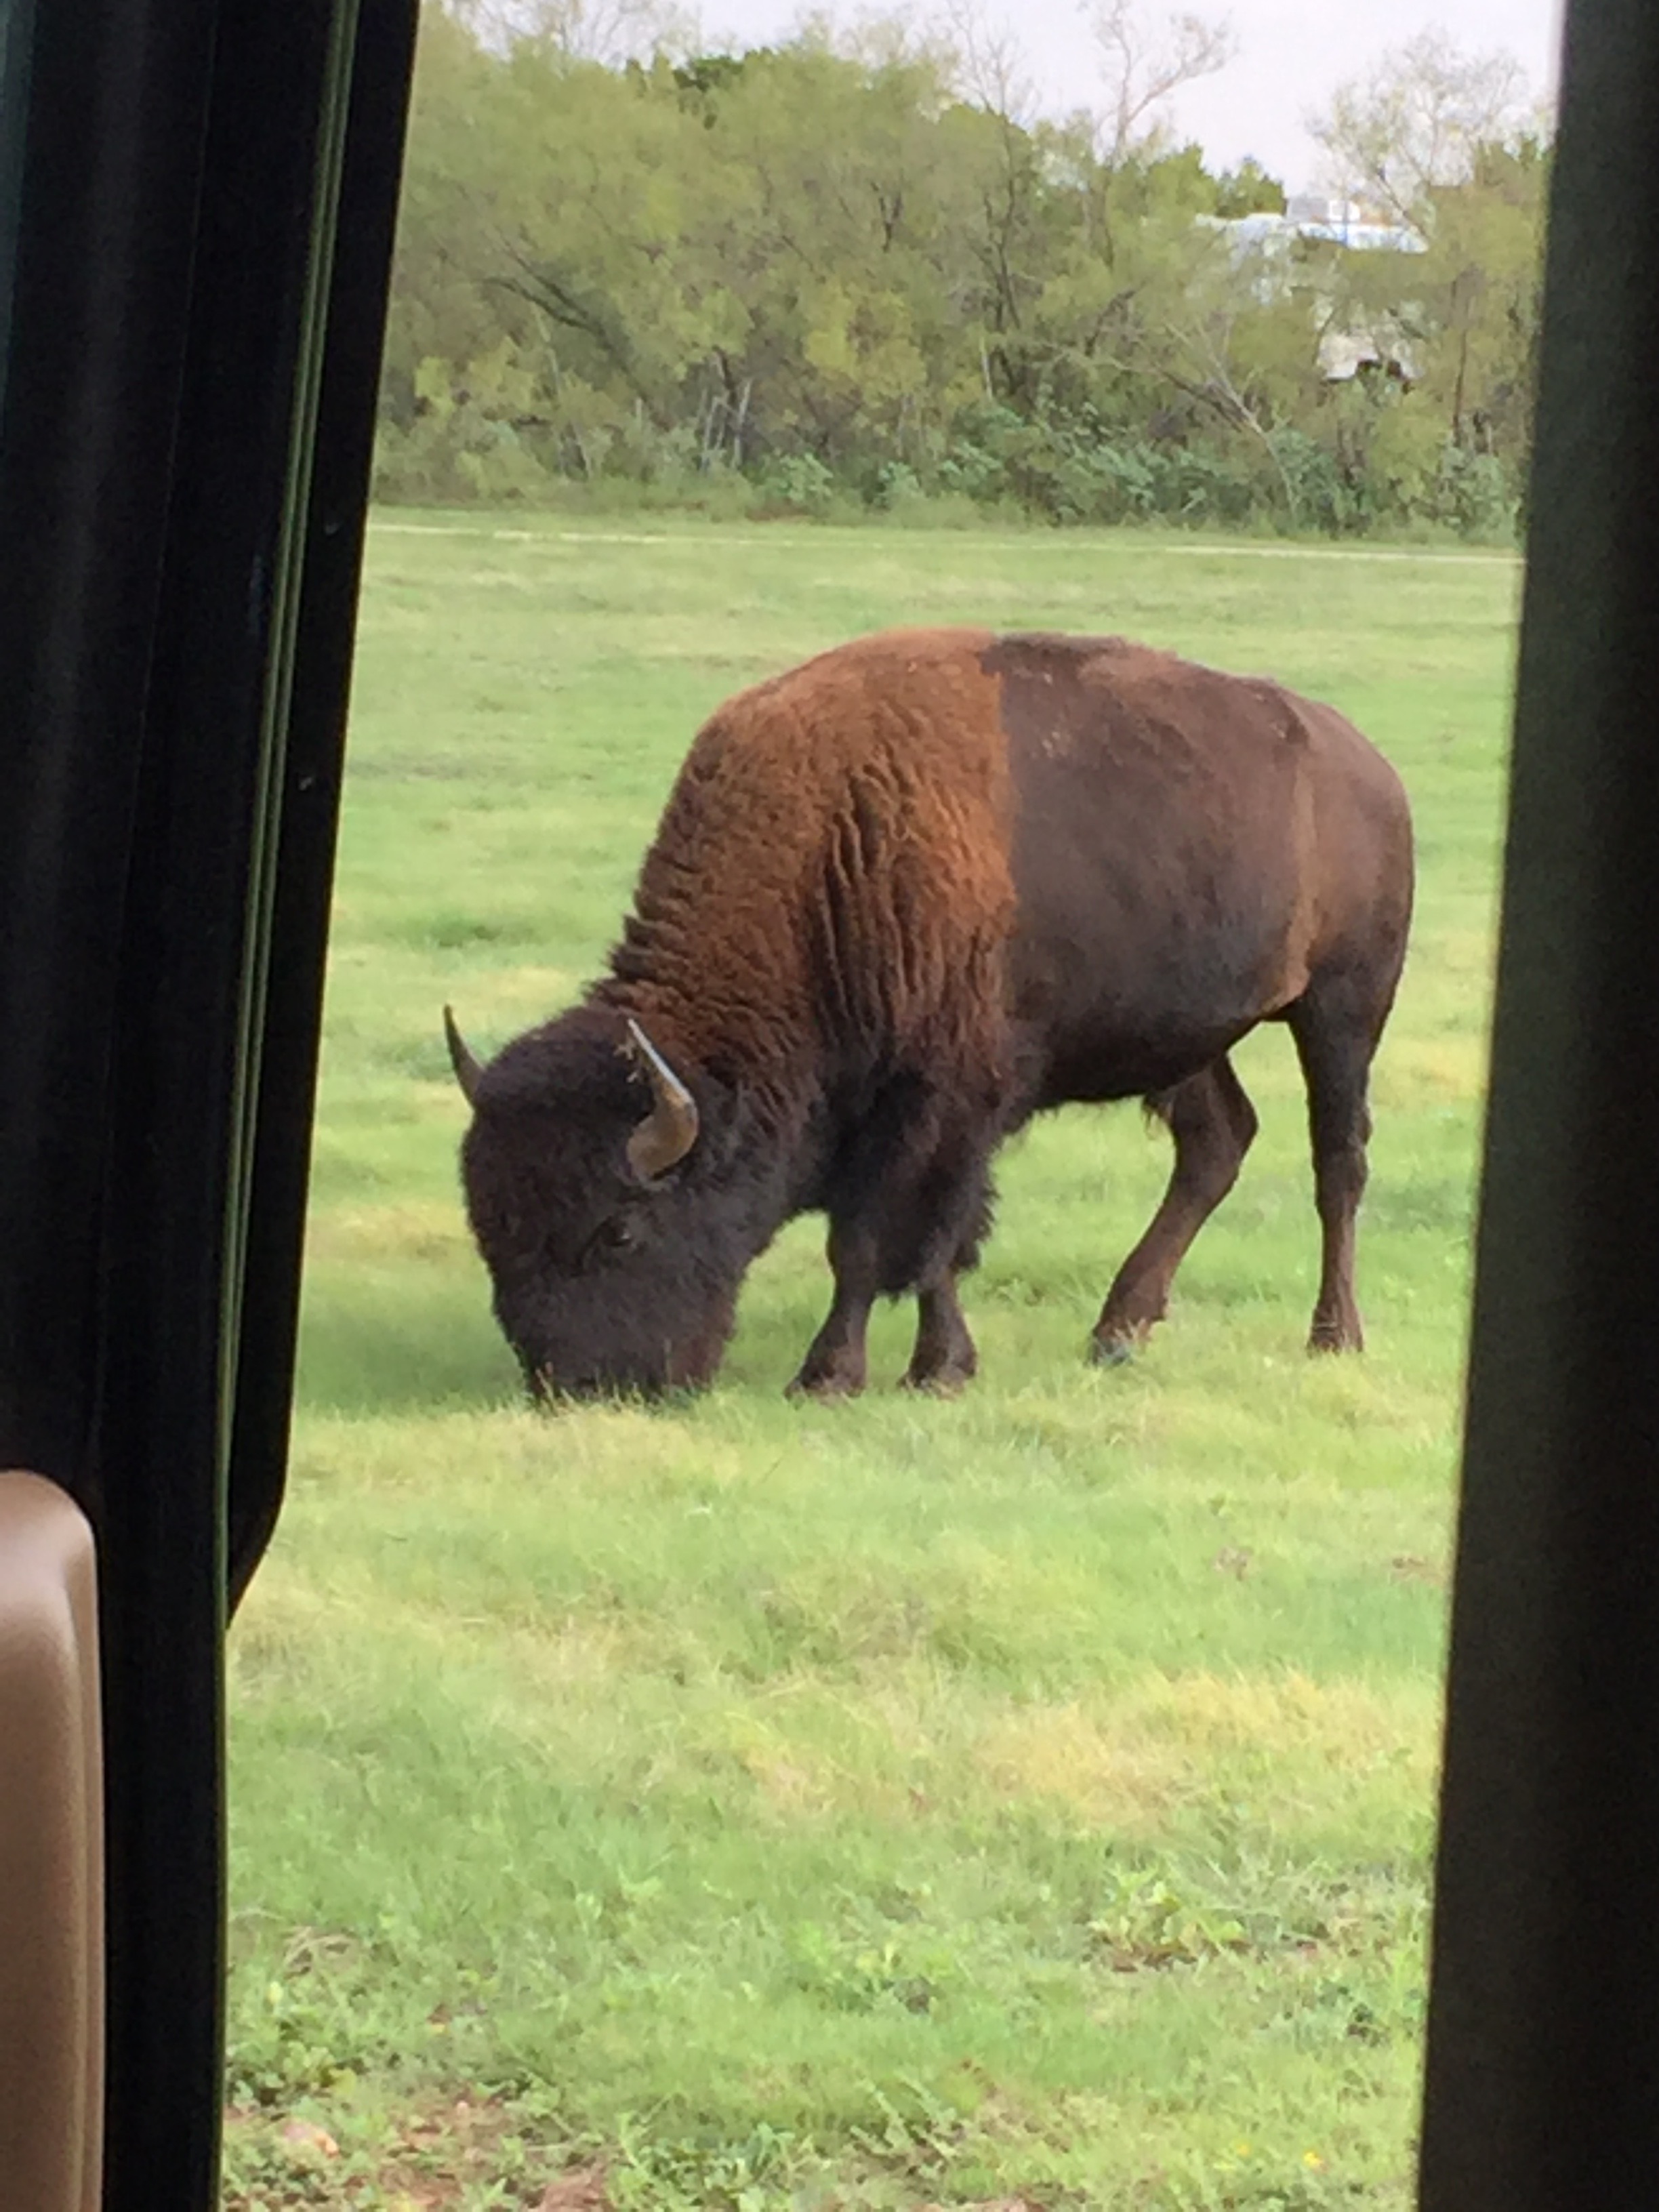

{"left": 444, "top": 1003, "right": 756, "bottom": 1398}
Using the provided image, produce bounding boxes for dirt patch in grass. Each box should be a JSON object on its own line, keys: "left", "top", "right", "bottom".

{"left": 222, "top": 2097, "right": 610, "bottom": 2210}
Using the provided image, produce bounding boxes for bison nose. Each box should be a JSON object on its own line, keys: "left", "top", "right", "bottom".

{"left": 523, "top": 1361, "right": 649, "bottom": 1406}
{"left": 523, "top": 1361, "right": 586, "bottom": 1406}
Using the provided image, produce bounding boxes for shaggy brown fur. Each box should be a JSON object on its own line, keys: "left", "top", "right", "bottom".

{"left": 598, "top": 629, "right": 1014, "bottom": 1111}
{"left": 446, "top": 628, "right": 1414, "bottom": 1397}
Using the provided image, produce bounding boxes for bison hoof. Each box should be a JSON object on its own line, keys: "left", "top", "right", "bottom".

{"left": 785, "top": 1366, "right": 865, "bottom": 1402}
{"left": 901, "top": 1363, "right": 975, "bottom": 1397}
{"left": 1307, "top": 1327, "right": 1364, "bottom": 1355}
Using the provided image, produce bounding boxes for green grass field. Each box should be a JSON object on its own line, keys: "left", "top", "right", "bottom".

{"left": 222, "top": 515, "right": 1518, "bottom": 2210}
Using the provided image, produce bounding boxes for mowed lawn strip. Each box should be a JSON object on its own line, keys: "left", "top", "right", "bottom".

{"left": 223, "top": 513, "right": 1510, "bottom": 2209}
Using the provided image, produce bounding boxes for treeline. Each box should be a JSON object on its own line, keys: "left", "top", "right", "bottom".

{"left": 377, "top": 5, "right": 1549, "bottom": 535}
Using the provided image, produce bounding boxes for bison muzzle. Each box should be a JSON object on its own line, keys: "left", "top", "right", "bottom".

{"left": 443, "top": 628, "right": 1413, "bottom": 1399}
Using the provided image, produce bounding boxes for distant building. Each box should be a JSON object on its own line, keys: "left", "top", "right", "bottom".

{"left": 1283, "top": 194, "right": 1427, "bottom": 255}
{"left": 1200, "top": 200, "right": 1427, "bottom": 385}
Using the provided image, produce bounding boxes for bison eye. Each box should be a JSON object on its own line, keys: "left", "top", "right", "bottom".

{"left": 576, "top": 1216, "right": 634, "bottom": 1271}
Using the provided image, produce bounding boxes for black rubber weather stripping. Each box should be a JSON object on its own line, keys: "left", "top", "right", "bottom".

{"left": 220, "top": 1, "right": 419, "bottom": 1613}
{"left": 0, "top": 1, "right": 415, "bottom": 2206}
{"left": 1419, "top": 1, "right": 1659, "bottom": 2203}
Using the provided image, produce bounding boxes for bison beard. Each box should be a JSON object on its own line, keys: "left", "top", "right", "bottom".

{"left": 443, "top": 628, "right": 1413, "bottom": 1399}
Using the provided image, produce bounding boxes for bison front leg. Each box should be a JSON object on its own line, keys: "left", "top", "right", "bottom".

{"left": 788, "top": 1218, "right": 880, "bottom": 1399}
{"left": 904, "top": 1274, "right": 979, "bottom": 1395}
{"left": 903, "top": 1151, "right": 993, "bottom": 1393}
{"left": 1091, "top": 1057, "right": 1258, "bottom": 1364}
{"left": 788, "top": 1236, "right": 980, "bottom": 1401}
{"left": 790, "top": 1099, "right": 994, "bottom": 1399}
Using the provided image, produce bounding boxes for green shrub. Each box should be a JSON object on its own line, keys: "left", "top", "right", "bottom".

{"left": 754, "top": 451, "right": 839, "bottom": 516}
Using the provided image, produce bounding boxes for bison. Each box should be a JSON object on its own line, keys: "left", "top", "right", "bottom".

{"left": 443, "top": 628, "right": 1412, "bottom": 1399}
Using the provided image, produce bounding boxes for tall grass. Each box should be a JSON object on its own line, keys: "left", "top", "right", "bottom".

{"left": 223, "top": 514, "right": 1516, "bottom": 2209}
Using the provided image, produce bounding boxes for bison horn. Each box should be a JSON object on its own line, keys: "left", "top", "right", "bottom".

{"left": 443, "top": 1005, "right": 483, "bottom": 1105}
{"left": 624, "top": 1017, "right": 699, "bottom": 1179}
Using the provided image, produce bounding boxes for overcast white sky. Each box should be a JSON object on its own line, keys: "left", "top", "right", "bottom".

{"left": 695, "top": 1, "right": 1565, "bottom": 192}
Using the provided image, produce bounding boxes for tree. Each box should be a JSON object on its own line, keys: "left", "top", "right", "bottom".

{"left": 380, "top": 3, "right": 533, "bottom": 416}
{"left": 449, "top": 0, "right": 692, "bottom": 65}
{"left": 1214, "top": 157, "right": 1286, "bottom": 218}
{"left": 373, "top": 1, "right": 1546, "bottom": 533}
{"left": 1412, "top": 137, "right": 1551, "bottom": 454}
{"left": 1309, "top": 30, "right": 1536, "bottom": 228}
{"left": 1085, "top": 0, "right": 1234, "bottom": 166}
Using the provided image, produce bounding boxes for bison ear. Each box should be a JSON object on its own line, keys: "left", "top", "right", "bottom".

{"left": 623, "top": 1018, "right": 700, "bottom": 1179}
{"left": 443, "top": 1005, "right": 483, "bottom": 1105}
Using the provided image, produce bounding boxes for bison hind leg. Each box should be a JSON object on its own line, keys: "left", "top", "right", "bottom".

{"left": 1288, "top": 973, "right": 1391, "bottom": 1354}
{"left": 1090, "top": 1056, "right": 1259, "bottom": 1363}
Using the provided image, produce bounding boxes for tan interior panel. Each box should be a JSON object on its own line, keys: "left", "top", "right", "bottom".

{"left": 0, "top": 1471, "right": 104, "bottom": 2212}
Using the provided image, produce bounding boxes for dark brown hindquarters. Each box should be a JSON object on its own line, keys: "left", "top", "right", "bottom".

{"left": 989, "top": 632, "right": 1412, "bottom": 1362}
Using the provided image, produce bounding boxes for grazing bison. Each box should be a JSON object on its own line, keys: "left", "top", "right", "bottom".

{"left": 443, "top": 628, "right": 1412, "bottom": 1399}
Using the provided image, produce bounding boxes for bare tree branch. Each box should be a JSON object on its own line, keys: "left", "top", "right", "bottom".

{"left": 1086, "top": 1, "right": 1235, "bottom": 166}
{"left": 935, "top": 0, "right": 1036, "bottom": 124}
{"left": 1308, "top": 30, "right": 1533, "bottom": 227}
{"left": 450, "top": 0, "right": 696, "bottom": 64}
{"left": 794, "top": 5, "right": 959, "bottom": 77}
